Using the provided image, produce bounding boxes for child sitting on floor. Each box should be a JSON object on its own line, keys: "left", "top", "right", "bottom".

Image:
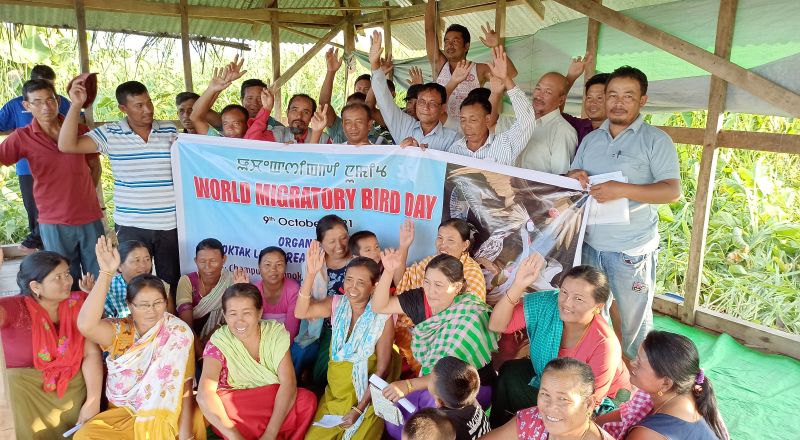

{"left": 428, "top": 356, "right": 491, "bottom": 440}
{"left": 402, "top": 408, "right": 456, "bottom": 440}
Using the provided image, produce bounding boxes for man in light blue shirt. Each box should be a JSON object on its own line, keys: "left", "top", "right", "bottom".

{"left": 568, "top": 66, "right": 681, "bottom": 360}
{"left": 369, "top": 31, "right": 458, "bottom": 151}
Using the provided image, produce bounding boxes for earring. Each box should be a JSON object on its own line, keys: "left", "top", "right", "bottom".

{"left": 657, "top": 390, "right": 664, "bottom": 397}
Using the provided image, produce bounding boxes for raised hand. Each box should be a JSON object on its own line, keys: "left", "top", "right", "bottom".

{"left": 512, "top": 253, "right": 545, "bottom": 288}
{"left": 368, "top": 30, "right": 383, "bottom": 68}
{"left": 309, "top": 104, "right": 330, "bottom": 132}
{"left": 209, "top": 65, "right": 232, "bottom": 92}
{"left": 95, "top": 235, "right": 120, "bottom": 275}
{"left": 399, "top": 219, "right": 415, "bottom": 249}
{"left": 68, "top": 80, "right": 88, "bottom": 107}
{"left": 325, "top": 47, "right": 343, "bottom": 73}
{"left": 232, "top": 268, "right": 249, "bottom": 284}
{"left": 408, "top": 66, "right": 424, "bottom": 86}
{"left": 380, "top": 248, "right": 402, "bottom": 272}
{"left": 223, "top": 54, "right": 247, "bottom": 83}
{"left": 78, "top": 272, "right": 96, "bottom": 293}
{"left": 487, "top": 46, "right": 509, "bottom": 81}
{"left": 488, "top": 73, "right": 506, "bottom": 94}
{"left": 380, "top": 55, "right": 394, "bottom": 76}
{"left": 479, "top": 22, "right": 500, "bottom": 48}
{"left": 305, "top": 240, "right": 326, "bottom": 275}
{"left": 450, "top": 59, "right": 473, "bottom": 85}
{"left": 260, "top": 85, "right": 275, "bottom": 111}
{"left": 567, "top": 53, "right": 593, "bottom": 80}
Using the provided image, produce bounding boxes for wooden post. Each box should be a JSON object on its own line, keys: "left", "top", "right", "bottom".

{"left": 495, "top": 0, "right": 507, "bottom": 45}
{"left": 681, "top": 0, "right": 738, "bottom": 324}
{"left": 179, "top": 0, "right": 193, "bottom": 92}
{"left": 270, "top": 0, "right": 282, "bottom": 121}
{"left": 274, "top": 20, "right": 348, "bottom": 89}
{"left": 73, "top": 0, "right": 93, "bottom": 125}
{"left": 344, "top": 17, "right": 356, "bottom": 98}
{"left": 383, "top": 0, "right": 393, "bottom": 80}
{"left": 581, "top": 0, "right": 601, "bottom": 117}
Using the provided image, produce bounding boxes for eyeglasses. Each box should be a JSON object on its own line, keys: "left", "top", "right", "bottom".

{"left": 129, "top": 300, "right": 167, "bottom": 311}
{"left": 416, "top": 99, "right": 442, "bottom": 109}
{"left": 606, "top": 93, "right": 638, "bottom": 104}
{"left": 27, "top": 97, "right": 58, "bottom": 107}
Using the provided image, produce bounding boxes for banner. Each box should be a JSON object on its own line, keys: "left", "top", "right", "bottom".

{"left": 173, "top": 135, "right": 588, "bottom": 299}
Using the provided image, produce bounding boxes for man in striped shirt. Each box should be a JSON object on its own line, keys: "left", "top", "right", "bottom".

{"left": 444, "top": 46, "right": 535, "bottom": 166}
{"left": 58, "top": 80, "right": 181, "bottom": 292}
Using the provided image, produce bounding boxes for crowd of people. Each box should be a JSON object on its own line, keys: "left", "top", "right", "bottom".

{"left": 0, "top": 3, "right": 728, "bottom": 439}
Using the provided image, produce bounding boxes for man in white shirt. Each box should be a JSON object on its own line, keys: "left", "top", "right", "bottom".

{"left": 517, "top": 72, "right": 578, "bottom": 174}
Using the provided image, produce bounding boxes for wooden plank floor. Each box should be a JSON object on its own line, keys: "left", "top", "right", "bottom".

{"left": 0, "top": 258, "right": 19, "bottom": 439}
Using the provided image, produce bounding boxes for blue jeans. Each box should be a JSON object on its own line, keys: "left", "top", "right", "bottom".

{"left": 39, "top": 220, "right": 104, "bottom": 284}
{"left": 582, "top": 243, "right": 656, "bottom": 359}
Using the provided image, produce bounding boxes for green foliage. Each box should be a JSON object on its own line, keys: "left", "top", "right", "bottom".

{"left": 1, "top": 26, "right": 798, "bottom": 334}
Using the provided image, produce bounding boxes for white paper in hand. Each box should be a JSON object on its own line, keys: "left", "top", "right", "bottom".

{"left": 313, "top": 415, "right": 344, "bottom": 428}
{"left": 587, "top": 171, "right": 630, "bottom": 225}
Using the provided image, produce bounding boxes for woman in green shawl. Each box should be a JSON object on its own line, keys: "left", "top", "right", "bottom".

{"left": 196, "top": 283, "right": 317, "bottom": 440}
{"left": 373, "top": 250, "right": 499, "bottom": 439}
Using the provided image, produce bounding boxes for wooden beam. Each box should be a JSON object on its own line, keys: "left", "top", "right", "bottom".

{"left": 657, "top": 126, "right": 800, "bottom": 155}
{"left": 682, "top": 0, "right": 738, "bottom": 325}
{"left": 550, "top": 0, "right": 800, "bottom": 116}
{"left": 0, "top": 0, "right": 341, "bottom": 27}
{"left": 73, "top": 0, "right": 93, "bottom": 125}
{"left": 522, "top": 0, "right": 545, "bottom": 20}
{"left": 179, "top": 0, "right": 193, "bottom": 92}
{"left": 383, "top": 0, "right": 393, "bottom": 80}
{"left": 39, "top": 24, "right": 252, "bottom": 49}
{"left": 355, "top": 0, "right": 525, "bottom": 26}
{"left": 270, "top": 0, "right": 282, "bottom": 121}
{"left": 279, "top": 26, "right": 345, "bottom": 49}
{"left": 584, "top": 0, "right": 601, "bottom": 79}
{"left": 653, "top": 296, "right": 800, "bottom": 360}
{"left": 495, "top": 0, "right": 507, "bottom": 44}
{"left": 273, "top": 20, "right": 347, "bottom": 89}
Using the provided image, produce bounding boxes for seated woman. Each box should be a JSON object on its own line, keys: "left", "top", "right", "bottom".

{"left": 296, "top": 244, "right": 396, "bottom": 439}
{"left": 393, "top": 218, "right": 487, "bottom": 376}
{"left": 374, "top": 250, "right": 498, "bottom": 439}
{"left": 624, "top": 331, "right": 728, "bottom": 440}
{"left": 85, "top": 240, "right": 171, "bottom": 318}
{"left": 294, "top": 215, "right": 353, "bottom": 387}
{"left": 0, "top": 251, "right": 102, "bottom": 439}
{"left": 488, "top": 255, "right": 630, "bottom": 427}
{"left": 255, "top": 246, "right": 300, "bottom": 341}
{"left": 75, "top": 236, "right": 204, "bottom": 440}
{"left": 480, "top": 358, "right": 616, "bottom": 440}
{"left": 177, "top": 238, "right": 247, "bottom": 356}
{"left": 197, "top": 283, "right": 317, "bottom": 440}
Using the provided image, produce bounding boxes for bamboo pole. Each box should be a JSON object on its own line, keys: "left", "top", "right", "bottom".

{"left": 383, "top": 0, "right": 392, "bottom": 80}
{"left": 179, "top": 0, "right": 193, "bottom": 92}
{"left": 581, "top": 0, "right": 600, "bottom": 117}
{"left": 270, "top": 1, "right": 282, "bottom": 120}
{"left": 495, "top": 0, "right": 507, "bottom": 45}
{"left": 681, "top": 0, "right": 738, "bottom": 325}
{"left": 73, "top": 0, "right": 93, "bottom": 125}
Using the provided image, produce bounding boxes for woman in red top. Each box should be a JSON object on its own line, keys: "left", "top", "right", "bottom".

{"left": 0, "top": 251, "right": 103, "bottom": 439}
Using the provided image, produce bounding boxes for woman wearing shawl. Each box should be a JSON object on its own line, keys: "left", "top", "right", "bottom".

{"left": 0, "top": 251, "right": 103, "bottom": 439}
{"left": 197, "top": 283, "right": 317, "bottom": 440}
{"left": 391, "top": 218, "right": 487, "bottom": 377}
{"left": 296, "top": 244, "right": 396, "bottom": 440}
{"left": 294, "top": 215, "right": 353, "bottom": 388}
{"left": 177, "top": 238, "right": 248, "bottom": 357}
{"left": 374, "top": 250, "right": 498, "bottom": 439}
{"left": 488, "top": 255, "right": 631, "bottom": 428}
{"left": 480, "top": 358, "right": 616, "bottom": 440}
{"left": 78, "top": 240, "right": 172, "bottom": 318}
{"left": 75, "top": 236, "right": 205, "bottom": 439}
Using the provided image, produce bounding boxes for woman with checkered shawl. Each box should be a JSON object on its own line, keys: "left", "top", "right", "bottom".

{"left": 373, "top": 250, "right": 498, "bottom": 438}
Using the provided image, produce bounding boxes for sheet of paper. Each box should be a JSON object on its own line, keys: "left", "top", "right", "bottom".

{"left": 369, "top": 374, "right": 416, "bottom": 413}
{"left": 370, "top": 385, "right": 404, "bottom": 426}
{"left": 313, "top": 415, "right": 344, "bottom": 428}
{"left": 587, "top": 172, "right": 630, "bottom": 225}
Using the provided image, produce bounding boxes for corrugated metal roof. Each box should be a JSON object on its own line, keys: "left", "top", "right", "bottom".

{"left": 0, "top": 0, "right": 679, "bottom": 48}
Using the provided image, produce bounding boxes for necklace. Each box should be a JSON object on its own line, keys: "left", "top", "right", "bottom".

{"left": 652, "top": 393, "right": 679, "bottom": 415}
